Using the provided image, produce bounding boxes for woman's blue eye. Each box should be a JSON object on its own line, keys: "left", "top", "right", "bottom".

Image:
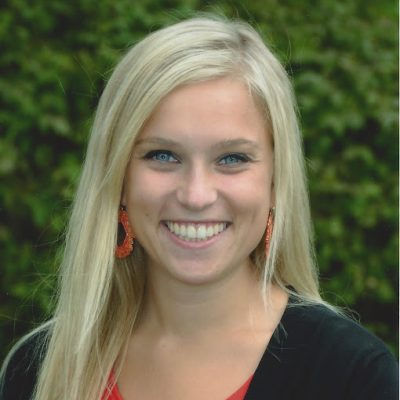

{"left": 145, "top": 150, "right": 178, "bottom": 163}
{"left": 219, "top": 153, "right": 250, "bottom": 165}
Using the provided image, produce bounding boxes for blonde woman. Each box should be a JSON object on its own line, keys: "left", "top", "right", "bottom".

{"left": 1, "top": 16, "right": 397, "bottom": 400}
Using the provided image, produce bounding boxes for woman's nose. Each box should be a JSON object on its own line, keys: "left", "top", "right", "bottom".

{"left": 176, "top": 164, "right": 218, "bottom": 211}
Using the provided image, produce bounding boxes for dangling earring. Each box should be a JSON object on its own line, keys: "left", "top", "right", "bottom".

{"left": 115, "top": 205, "right": 134, "bottom": 258}
{"left": 265, "top": 207, "right": 275, "bottom": 257}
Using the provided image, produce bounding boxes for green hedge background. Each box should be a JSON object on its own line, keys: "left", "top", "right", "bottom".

{"left": 1, "top": 0, "right": 398, "bottom": 360}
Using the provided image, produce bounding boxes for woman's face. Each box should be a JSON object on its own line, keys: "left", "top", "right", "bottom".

{"left": 123, "top": 78, "right": 274, "bottom": 286}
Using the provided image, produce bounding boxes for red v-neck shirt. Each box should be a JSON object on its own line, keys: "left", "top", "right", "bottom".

{"left": 103, "top": 372, "right": 254, "bottom": 400}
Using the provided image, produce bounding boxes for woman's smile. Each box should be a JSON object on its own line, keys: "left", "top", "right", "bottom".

{"left": 163, "top": 221, "right": 230, "bottom": 242}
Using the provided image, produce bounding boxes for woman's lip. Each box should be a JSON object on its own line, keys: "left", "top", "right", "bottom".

{"left": 162, "top": 220, "right": 231, "bottom": 224}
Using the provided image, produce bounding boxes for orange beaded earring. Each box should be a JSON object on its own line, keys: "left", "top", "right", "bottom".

{"left": 265, "top": 208, "right": 275, "bottom": 257}
{"left": 115, "top": 206, "right": 134, "bottom": 258}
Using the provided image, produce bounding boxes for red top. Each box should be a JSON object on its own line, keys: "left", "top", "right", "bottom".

{"left": 103, "top": 372, "right": 253, "bottom": 400}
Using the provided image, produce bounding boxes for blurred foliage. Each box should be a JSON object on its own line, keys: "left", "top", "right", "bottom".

{"left": 0, "top": 0, "right": 398, "bottom": 360}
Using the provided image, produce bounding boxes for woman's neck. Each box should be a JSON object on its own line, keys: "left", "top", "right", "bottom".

{"left": 138, "top": 263, "right": 287, "bottom": 339}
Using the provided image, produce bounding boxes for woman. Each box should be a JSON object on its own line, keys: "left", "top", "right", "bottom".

{"left": 1, "top": 16, "right": 397, "bottom": 400}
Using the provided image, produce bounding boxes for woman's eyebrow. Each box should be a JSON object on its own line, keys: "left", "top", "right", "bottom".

{"left": 135, "top": 137, "right": 179, "bottom": 146}
{"left": 213, "top": 138, "right": 259, "bottom": 150}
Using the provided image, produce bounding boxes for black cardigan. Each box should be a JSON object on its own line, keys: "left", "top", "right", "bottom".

{"left": 1, "top": 302, "right": 398, "bottom": 400}
{"left": 245, "top": 302, "right": 398, "bottom": 399}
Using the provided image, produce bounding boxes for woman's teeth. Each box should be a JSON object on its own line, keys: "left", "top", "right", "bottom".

{"left": 165, "top": 222, "right": 228, "bottom": 241}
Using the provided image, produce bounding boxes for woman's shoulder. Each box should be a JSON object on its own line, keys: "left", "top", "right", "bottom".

{"left": 0, "top": 324, "right": 50, "bottom": 400}
{"left": 283, "top": 300, "right": 394, "bottom": 360}
{"left": 247, "top": 299, "right": 398, "bottom": 400}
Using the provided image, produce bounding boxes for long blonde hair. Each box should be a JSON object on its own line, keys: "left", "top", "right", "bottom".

{"left": 27, "top": 15, "right": 321, "bottom": 400}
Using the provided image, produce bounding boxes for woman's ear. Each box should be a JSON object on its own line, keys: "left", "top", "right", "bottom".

{"left": 270, "top": 179, "right": 275, "bottom": 208}
{"left": 120, "top": 181, "right": 127, "bottom": 207}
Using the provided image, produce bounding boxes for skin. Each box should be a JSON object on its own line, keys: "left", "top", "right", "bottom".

{"left": 120, "top": 78, "right": 288, "bottom": 399}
